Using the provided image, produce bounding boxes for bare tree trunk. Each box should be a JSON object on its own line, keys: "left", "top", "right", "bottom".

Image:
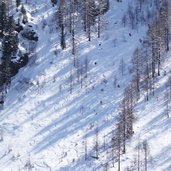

{"left": 84, "top": 134, "right": 87, "bottom": 160}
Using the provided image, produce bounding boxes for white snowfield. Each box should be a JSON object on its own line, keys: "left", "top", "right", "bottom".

{"left": 0, "top": 0, "right": 171, "bottom": 171}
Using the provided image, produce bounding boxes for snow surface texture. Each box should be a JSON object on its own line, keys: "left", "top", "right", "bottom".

{"left": 0, "top": 0, "right": 171, "bottom": 171}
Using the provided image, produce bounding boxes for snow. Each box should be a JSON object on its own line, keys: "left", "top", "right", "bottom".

{"left": 0, "top": 0, "right": 171, "bottom": 171}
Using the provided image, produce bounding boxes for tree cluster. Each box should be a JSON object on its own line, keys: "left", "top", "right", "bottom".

{"left": 122, "top": 0, "right": 163, "bottom": 30}
{"left": 111, "top": 1, "right": 170, "bottom": 170}
{"left": 0, "top": 0, "right": 30, "bottom": 105}
{"left": 56, "top": 0, "right": 109, "bottom": 51}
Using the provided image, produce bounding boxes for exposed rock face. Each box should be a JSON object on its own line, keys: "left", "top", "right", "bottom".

{"left": 21, "top": 28, "right": 38, "bottom": 42}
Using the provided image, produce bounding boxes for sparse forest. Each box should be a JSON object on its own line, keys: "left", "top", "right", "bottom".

{"left": 0, "top": 0, "right": 170, "bottom": 171}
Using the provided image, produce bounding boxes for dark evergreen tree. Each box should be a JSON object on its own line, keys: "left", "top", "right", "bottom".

{"left": 16, "top": 0, "right": 21, "bottom": 7}
{"left": 51, "top": 0, "right": 57, "bottom": 6}
{"left": 57, "top": 0, "right": 67, "bottom": 49}
{"left": 21, "top": 4, "right": 28, "bottom": 24}
{"left": 0, "top": 1, "right": 7, "bottom": 37}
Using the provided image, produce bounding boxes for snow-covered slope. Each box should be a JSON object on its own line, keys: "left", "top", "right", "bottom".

{"left": 118, "top": 50, "right": 171, "bottom": 171}
{"left": 0, "top": 0, "right": 170, "bottom": 171}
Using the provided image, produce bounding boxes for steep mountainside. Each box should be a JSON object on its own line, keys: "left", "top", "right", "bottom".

{"left": 0, "top": 0, "right": 171, "bottom": 171}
